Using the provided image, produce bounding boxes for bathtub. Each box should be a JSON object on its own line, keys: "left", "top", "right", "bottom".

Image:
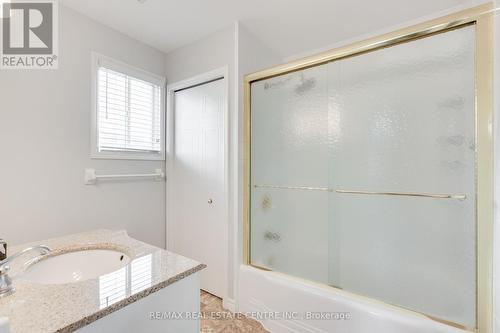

{"left": 238, "top": 265, "right": 469, "bottom": 333}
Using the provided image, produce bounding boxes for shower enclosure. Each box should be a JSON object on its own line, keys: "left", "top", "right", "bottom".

{"left": 243, "top": 5, "right": 492, "bottom": 332}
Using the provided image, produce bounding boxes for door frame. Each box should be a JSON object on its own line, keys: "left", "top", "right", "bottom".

{"left": 166, "top": 66, "right": 230, "bottom": 300}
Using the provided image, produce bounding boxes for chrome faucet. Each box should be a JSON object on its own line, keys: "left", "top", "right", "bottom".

{"left": 0, "top": 244, "right": 52, "bottom": 298}
{"left": 0, "top": 240, "right": 6, "bottom": 261}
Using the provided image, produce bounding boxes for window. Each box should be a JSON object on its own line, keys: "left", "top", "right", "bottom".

{"left": 91, "top": 53, "right": 165, "bottom": 160}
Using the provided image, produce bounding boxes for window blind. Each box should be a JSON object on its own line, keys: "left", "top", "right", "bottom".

{"left": 97, "top": 66, "right": 162, "bottom": 153}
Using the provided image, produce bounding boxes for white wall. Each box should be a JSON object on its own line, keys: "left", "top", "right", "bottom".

{"left": 164, "top": 26, "right": 236, "bottom": 84}
{"left": 0, "top": 5, "right": 166, "bottom": 247}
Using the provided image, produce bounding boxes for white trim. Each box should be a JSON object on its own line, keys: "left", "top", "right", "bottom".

{"left": 493, "top": 2, "right": 500, "bottom": 333}
{"left": 90, "top": 52, "right": 166, "bottom": 161}
{"left": 222, "top": 297, "right": 236, "bottom": 313}
{"left": 166, "top": 66, "right": 230, "bottom": 300}
{"left": 233, "top": 21, "right": 241, "bottom": 312}
{"left": 94, "top": 52, "right": 166, "bottom": 86}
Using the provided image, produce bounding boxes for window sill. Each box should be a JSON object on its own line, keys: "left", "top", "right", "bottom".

{"left": 91, "top": 151, "right": 165, "bottom": 161}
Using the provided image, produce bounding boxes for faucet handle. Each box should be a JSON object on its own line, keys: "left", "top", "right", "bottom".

{"left": 0, "top": 240, "right": 6, "bottom": 262}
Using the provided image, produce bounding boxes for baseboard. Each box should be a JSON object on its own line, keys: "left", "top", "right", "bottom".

{"left": 222, "top": 297, "right": 236, "bottom": 312}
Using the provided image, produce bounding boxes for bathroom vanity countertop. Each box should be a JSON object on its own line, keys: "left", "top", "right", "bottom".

{"left": 0, "top": 229, "right": 206, "bottom": 333}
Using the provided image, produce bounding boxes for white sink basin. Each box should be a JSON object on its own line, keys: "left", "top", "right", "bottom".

{"left": 20, "top": 249, "right": 131, "bottom": 284}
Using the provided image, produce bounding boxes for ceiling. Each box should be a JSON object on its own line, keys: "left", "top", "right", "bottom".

{"left": 60, "top": 0, "right": 482, "bottom": 58}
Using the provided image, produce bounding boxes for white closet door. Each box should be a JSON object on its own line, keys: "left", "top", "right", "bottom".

{"left": 170, "top": 78, "right": 227, "bottom": 298}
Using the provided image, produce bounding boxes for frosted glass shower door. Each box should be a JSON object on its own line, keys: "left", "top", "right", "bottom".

{"left": 250, "top": 65, "right": 330, "bottom": 283}
{"left": 328, "top": 25, "right": 476, "bottom": 327}
{"left": 250, "top": 24, "right": 476, "bottom": 328}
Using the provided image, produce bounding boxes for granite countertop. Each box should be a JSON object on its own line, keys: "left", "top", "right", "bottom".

{"left": 0, "top": 229, "right": 206, "bottom": 333}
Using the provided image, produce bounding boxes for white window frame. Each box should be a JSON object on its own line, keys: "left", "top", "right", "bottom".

{"left": 90, "top": 52, "right": 166, "bottom": 160}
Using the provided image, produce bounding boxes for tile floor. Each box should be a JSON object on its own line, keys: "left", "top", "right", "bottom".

{"left": 200, "top": 290, "right": 269, "bottom": 332}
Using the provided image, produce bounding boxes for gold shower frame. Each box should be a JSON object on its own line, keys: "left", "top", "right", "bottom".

{"left": 243, "top": 3, "right": 493, "bottom": 332}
